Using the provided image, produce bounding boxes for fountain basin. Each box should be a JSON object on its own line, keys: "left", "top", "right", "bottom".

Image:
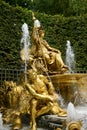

{"left": 50, "top": 73, "right": 87, "bottom": 105}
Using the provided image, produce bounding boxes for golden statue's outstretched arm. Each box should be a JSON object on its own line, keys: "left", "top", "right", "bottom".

{"left": 32, "top": 12, "right": 36, "bottom": 21}
{"left": 25, "top": 83, "right": 53, "bottom": 102}
{"left": 42, "top": 40, "right": 60, "bottom": 53}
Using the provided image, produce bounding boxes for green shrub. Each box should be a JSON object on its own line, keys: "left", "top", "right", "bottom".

{"left": 0, "top": 0, "right": 87, "bottom": 69}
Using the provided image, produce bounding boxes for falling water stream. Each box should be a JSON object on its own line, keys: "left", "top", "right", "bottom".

{"left": 66, "top": 102, "right": 87, "bottom": 130}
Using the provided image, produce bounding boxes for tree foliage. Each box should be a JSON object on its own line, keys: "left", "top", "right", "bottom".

{"left": 2, "top": 0, "right": 87, "bottom": 16}
{"left": 0, "top": 0, "right": 87, "bottom": 69}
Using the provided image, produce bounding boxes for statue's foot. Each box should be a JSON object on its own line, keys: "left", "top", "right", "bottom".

{"left": 58, "top": 110, "right": 67, "bottom": 117}
{"left": 12, "top": 117, "right": 22, "bottom": 130}
{"left": 12, "top": 125, "right": 21, "bottom": 130}
{"left": 58, "top": 112, "right": 67, "bottom": 117}
{"left": 30, "top": 122, "right": 37, "bottom": 130}
{"left": 31, "top": 126, "right": 36, "bottom": 130}
{"left": 55, "top": 128, "right": 62, "bottom": 130}
{"left": 2, "top": 117, "right": 10, "bottom": 124}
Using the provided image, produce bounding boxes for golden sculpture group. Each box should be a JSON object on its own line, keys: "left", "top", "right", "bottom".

{"left": 0, "top": 13, "right": 81, "bottom": 130}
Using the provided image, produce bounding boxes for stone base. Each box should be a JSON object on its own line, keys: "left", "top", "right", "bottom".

{"left": 37, "top": 115, "right": 66, "bottom": 130}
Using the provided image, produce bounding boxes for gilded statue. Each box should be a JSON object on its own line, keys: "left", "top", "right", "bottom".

{"left": 25, "top": 69, "right": 67, "bottom": 130}
{"left": 1, "top": 80, "right": 31, "bottom": 129}
{"left": 30, "top": 14, "right": 69, "bottom": 74}
{"left": 0, "top": 13, "right": 69, "bottom": 130}
{"left": 0, "top": 69, "right": 66, "bottom": 130}
{"left": 20, "top": 13, "right": 69, "bottom": 74}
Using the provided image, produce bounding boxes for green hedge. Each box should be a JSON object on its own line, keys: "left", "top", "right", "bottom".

{"left": 0, "top": 0, "right": 87, "bottom": 69}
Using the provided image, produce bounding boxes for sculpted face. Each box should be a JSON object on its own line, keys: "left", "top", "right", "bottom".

{"left": 27, "top": 70, "right": 37, "bottom": 81}
{"left": 38, "top": 28, "right": 45, "bottom": 38}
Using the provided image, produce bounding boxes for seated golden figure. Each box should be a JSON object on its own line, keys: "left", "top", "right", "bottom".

{"left": 1, "top": 70, "right": 66, "bottom": 130}
{"left": 31, "top": 25, "right": 69, "bottom": 74}
{"left": 20, "top": 14, "right": 69, "bottom": 74}
{"left": 25, "top": 69, "right": 67, "bottom": 130}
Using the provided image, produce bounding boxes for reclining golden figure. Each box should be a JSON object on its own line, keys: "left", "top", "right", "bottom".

{"left": 25, "top": 69, "right": 67, "bottom": 130}
{"left": 1, "top": 69, "right": 66, "bottom": 130}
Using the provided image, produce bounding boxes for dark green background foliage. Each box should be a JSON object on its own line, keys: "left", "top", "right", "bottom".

{"left": 2, "top": 0, "right": 87, "bottom": 16}
{"left": 0, "top": 0, "right": 33, "bottom": 68}
{"left": 0, "top": 1, "right": 87, "bottom": 69}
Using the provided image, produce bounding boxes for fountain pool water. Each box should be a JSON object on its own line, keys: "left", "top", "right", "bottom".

{"left": 66, "top": 102, "right": 87, "bottom": 130}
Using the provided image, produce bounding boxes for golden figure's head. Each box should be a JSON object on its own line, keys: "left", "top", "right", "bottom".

{"left": 27, "top": 69, "right": 37, "bottom": 82}
{"left": 38, "top": 26, "right": 45, "bottom": 38}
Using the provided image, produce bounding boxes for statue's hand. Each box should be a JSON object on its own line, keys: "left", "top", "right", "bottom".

{"left": 53, "top": 49, "right": 60, "bottom": 53}
{"left": 47, "top": 96, "right": 53, "bottom": 102}
{"left": 32, "top": 12, "right": 36, "bottom": 20}
{"left": 25, "top": 84, "right": 36, "bottom": 96}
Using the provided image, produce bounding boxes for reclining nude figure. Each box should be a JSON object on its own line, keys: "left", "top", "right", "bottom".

{"left": 25, "top": 69, "right": 67, "bottom": 130}
{"left": 30, "top": 14, "right": 69, "bottom": 74}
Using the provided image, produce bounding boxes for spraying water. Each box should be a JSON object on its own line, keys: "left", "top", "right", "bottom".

{"left": 66, "top": 102, "right": 87, "bottom": 130}
{"left": 34, "top": 19, "right": 41, "bottom": 28}
{"left": 0, "top": 113, "right": 11, "bottom": 130}
{"left": 66, "top": 102, "right": 78, "bottom": 123}
{"left": 0, "top": 113, "right": 4, "bottom": 130}
{"left": 65, "top": 40, "right": 75, "bottom": 73}
{"left": 33, "top": 16, "right": 41, "bottom": 38}
{"left": 21, "top": 23, "right": 31, "bottom": 83}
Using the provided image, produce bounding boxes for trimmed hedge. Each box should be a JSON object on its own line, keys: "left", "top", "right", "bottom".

{"left": 0, "top": 1, "right": 33, "bottom": 68}
{"left": 0, "top": 0, "right": 87, "bottom": 69}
